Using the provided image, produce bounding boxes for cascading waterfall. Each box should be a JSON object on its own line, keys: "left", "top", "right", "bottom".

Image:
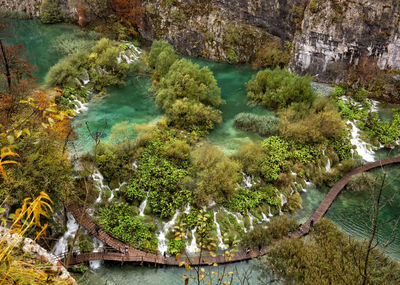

{"left": 157, "top": 210, "right": 180, "bottom": 256}
{"left": 183, "top": 204, "right": 191, "bottom": 214}
{"left": 261, "top": 213, "right": 270, "bottom": 222}
{"left": 89, "top": 237, "right": 104, "bottom": 270}
{"left": 214, "top": 212, "right": 227, "bottom": 250}
{"left": 108, "top": 182, "right": 127, "bottom": 202}
{"left": 222, "top": 208, "right": 246, "bottom": 233}
{"left": 279, "top": 193, "right": 288, "bottom": 214}
{"left": 91, "top": 169, "right": 110, "bottom": 203}
{"left": 186, "top": 227, "right": 198, "bottom": 254}
{"left": 52, "top": 211, "right": 79, "bottom": 257}
{"left": 117, "top": 42, "right": 142, "bottom": 64}
{"left": 132, "top": 161, "right": 138, "bottom": 170}
{"left": 138, "top": 192, "right": 149, "bottom": 216}
{"left": 268, "top": 208, "right": 273, "bottom": 217}
{"left": 242, "top": 172, "right": 254, "bottom": 188}
{"left": 247, "top": 212, "right": 255, "bottom": 231}
{"left": 325, "top": 158, "right": 331, "bottom": 172}
{"left": 72, "top": 96, "right": 88, "bottom": 114}
{"left": 348, "top": 121, "right": 375, "bottom": 162}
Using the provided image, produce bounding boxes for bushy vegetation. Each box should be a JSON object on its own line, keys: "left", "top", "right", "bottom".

{"left": 52, "top": 30, "right": 102, "bottom": 56}
{"left": 149, "top": 42, "right": 224, "bottom": 132}
{"left": 40, "top": 0, "right": 63, "bottom": 24}
{"left": 124, "top": 126, "right": 192, "bottom": 219}
{"left": 278, "top": 97, "right": 346, "bottom": 143}
{"left": 147, "top": 40, "right": 178, "bottom": 80}
{"left": 96, "top": 203, "right": 158, "bottom": 249}
{"left": 246, "top": 68, "right": 315, "bottom": 109}
{"left": 260, "top": 218, "right": 400, "bottom": 284}
{"left": 234, "top": 112, "right": 279, "bottom": 136}
{"left": 48, "top": 38, "right": 130, "bottom": 91}
{"left": 189, "top": 145, "right": 241, "bottom": 206}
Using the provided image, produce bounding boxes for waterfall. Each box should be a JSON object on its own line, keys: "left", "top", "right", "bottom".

{"left": 222, "top": 208, "right": 246, "bottom": 233}
{"left": 183, "top": 203, "right": 191, "bottom": 214}
{"left": 91, "top": 169, "right": 110, "bottom": 204}
{"left": 348, "top": 121, "right": 375, "bottom": 162}
{"left": 214, "top": 212, "right": 227, "bottom": 250}
{"left": 132, "top": 161, "right": 138, "bottom": 171}
{"left": 280, "top": 193, "right": 287, "bottom": 207}
{"left": 138, "top": 192, "right": 149, "bottom": 216}
{"left": 72, "top": 97, "right": 88, "bottom": 114}
{"left": 52, "top": 211, "right": 79, "bottom": 257}
{"left": 261, "top": 213, "right": 270, "bottom": 223}
{"left": 89, "top": 237, "right": 104, "bottom": 270}
{"left": 242, "top": 172, "right": 254, "bottom": 188}
{"left": 157, "top": 210, "right": 180, "bottom": 256}
{"left": 268, "top": 208, "right": 273, "bottom": 217}
{"left": 108, "top": 182, "right": 127, "bottom": 202}
{"left": 186, "top": 227, "right": 198, "bottom": 254}
{"left": 325, "top": 158, "right": 331, "bottom": 172}
{"left": 248, "top": 212, "right": 254, "bottom": 231}
{"left": 117, "top": 43, "right": 142, "bottom": 64}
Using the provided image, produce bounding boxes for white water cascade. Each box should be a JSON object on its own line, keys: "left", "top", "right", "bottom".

{"left": 325, "top": 158, "right": 331, "bottom": 172}
{"left": 247, "top": 212, "right": 255, "bottom": 231}
{"left": 52, "top": 211, "right": 79, "bottom": 257}
{"left": 138, "top": 192, "right": 149, "bottom": 216}
{"left": 89, "top": 237, "right": 104, "bottom": 270}
{"left": 72, "top": 96, "right": 88, "bottom": 114}
{"left": 222, "top": 208, "right": 246, "bottom": 233}
{"left": 348, "top": 121, "right": 375, "bottom": 162}
{"left": 214, "top": 212, "right": 227, "bottom": 250}
{"left": 261, "top": 213, "right": 270, "bottom": 223}
{"left": 117, "top": 42, "right": 142, "bottom": 64}
{"left": 268, "top": 208, "right": 273, "bottom": 217}
{"left": 186, "top": 227, "right": 198, "bottom": 254}
{"left": 91, "top": 169, "right": 111, "bottom": 203}
{"left": 157, "top": 211, "right": 180, "bottom": 256}
{"left": 108, "top": 182, "right": 127, "bottom": 202}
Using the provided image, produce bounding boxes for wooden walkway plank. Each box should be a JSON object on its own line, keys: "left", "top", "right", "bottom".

{"left": 65, "top": 156, "right": 400, "bottom": 266}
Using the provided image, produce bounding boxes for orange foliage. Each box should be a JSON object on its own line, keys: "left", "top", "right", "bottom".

{"left": 111, "top": 0, "right": 145, "bottom": 34}
{"left": 77, "top": 4, "right": 88, "bottom": 27}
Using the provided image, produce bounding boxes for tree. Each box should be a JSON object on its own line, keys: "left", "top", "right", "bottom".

{"left": 148, "top": 40, "right": 178, "bottom": 80}
{"left": 0, "top": 23, "right": 35, "bottom": 123}
{"left": 246, "top": 68, "right": 315, "bottom": 109}
{"left": 110, "top": 0, "right": 145, "bottom": 35}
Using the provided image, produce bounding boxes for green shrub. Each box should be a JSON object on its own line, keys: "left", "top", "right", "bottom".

{"left": 234, "top": 112, "right": 279, "bottom": 136}
{"left": 246, "top": 68, "right": 315, "bottom": 109}
{"left": 148, "top": 40, "right": 178, "bottom": 80}
{"left": 96, "top": 203, "right": 157, "bottom": 249}
{"left": 278, "top": 97, "right": 346, "bottom": 143}
{"left": 240, "top": 215, "right": 298, "bottom": 248}
{"left": 190, "top": 145, "right": 241, "bottom": 206}
{"left": 40, "top": 0, "right": 63, "bottom": 24}
{"left": 166, "top": 98, "right": 222, "bottom": 131}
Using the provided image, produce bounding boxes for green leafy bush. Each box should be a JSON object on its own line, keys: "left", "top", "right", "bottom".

{"left": 234, "top": 112, "right": 279, "bottom": 136}
{"left": 148, "top": 40, "right": 178, "bottom": 80}
{"left": 96, "top": 203, "right": 157, "bottom": 249}
{"left": 40, "top": 0, "right": 63, "bottom": 24}
{"left": 246, "top": 68, "right": 315, "bottom": 109}
{"left": 190, "top": 145, "right": 241, "bottom": 206}
{"left": 278, "top": 97, "right": 346, "bottom": 143}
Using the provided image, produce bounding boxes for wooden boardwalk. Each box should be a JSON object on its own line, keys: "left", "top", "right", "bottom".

{"left": 66, "top": 156, "right": 400, "bottom": 265}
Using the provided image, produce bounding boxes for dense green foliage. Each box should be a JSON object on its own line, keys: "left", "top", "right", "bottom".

{"left": 147, "top": 41, "right": 178, "bottom": 81}
{"left": 246, "top": 68, "right": 315, "bottom": 109}
{"left": 48, "top": 38, "right": 130, "bottom": 91}
{"left": 241, "top": 215, "right": 298, "bottom": 248}
{"left": 124, "top": 127, "right": 191, "bottom": 219}
{"left": 227, "top": 184, "right": 280, "bottom": 215}
{"left": 151, "top": 53, "right": 224, "bottom": 131}
{"left": 234, "top": 112, "right": 279, "bottom": 136}
{"left": 40, "top": 0, "right": 63, "bottom": 24}
{"left": 261, "top": 218, "right": 400, "bottom": 284}
{"left": 189, "top": 145, "right": 241, "bottom": 206}
{"left": 279, "top": 97, "right": 346, "bottom": 143}
{"left": 96, "top": 203, "right": 157, "bottom": 249}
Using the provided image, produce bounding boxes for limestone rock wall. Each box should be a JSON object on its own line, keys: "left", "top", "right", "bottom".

{"left": 290, "top": 0, "right": 400, "bottom": 83}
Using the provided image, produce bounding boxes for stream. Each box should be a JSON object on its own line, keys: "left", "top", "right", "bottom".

{"left": 5, "top": 19, "right": 400, "bottom": 284}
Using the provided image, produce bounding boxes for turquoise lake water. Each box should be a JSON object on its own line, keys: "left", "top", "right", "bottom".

{"left": 5, "top": 18, "right": 400, "bottom": 285}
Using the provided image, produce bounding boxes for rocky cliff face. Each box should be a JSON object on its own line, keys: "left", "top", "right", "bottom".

{"left": 290, "top": 0, "right": 400, "bottom": 84}
{"left": 140, "top": 0, "right": 303, "bottom": 64}
{"left": 2, "top": 0, "right": 400, "bottom": 99}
